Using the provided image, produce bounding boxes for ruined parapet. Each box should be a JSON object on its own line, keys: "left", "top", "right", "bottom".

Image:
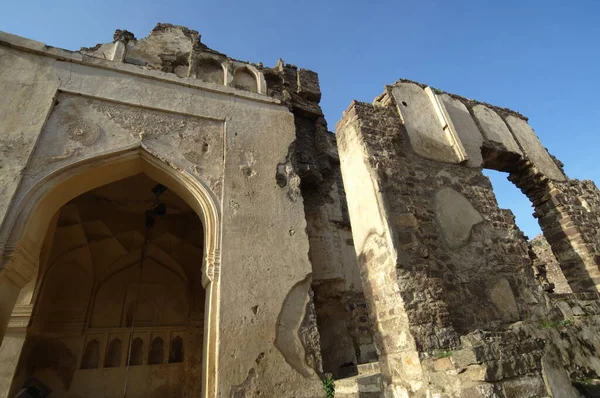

{"left": 81, "top": 23, "right": 268, "bottom": 94}
{"left": 336, "top": 80, "right": 586, "bottom": 396}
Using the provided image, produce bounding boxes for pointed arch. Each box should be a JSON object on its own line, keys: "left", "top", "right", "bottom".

{"left": 128, "top": 337, "right": 144, "bottom": 366}
{"left": 148, "top": 336, "right": 165, "bottom": 365}
{"left": 81, "top": 339, "right": 100, "bottom": 369}
{"left": 232, "top": 66, "right": 258, "bottom": 93}
{"left": 104, "top": 338, "right": 122, "bottom": 368}
{"left": 0, "top": 147, "right": 221, "bottom": 398}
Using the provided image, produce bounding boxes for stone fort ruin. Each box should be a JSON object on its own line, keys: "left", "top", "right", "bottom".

{"left": 0, "top": 23, "right": 599, "bottom": 397}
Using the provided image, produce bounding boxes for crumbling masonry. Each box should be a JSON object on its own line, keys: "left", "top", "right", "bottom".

{"left": 0, "top": 23, "right": 599, "bottom": 397}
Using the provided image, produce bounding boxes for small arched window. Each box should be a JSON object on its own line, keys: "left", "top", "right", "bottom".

{"left": 104, "top": 338, "right": 122, "bottom": 368}
{"left": 232, "top": 67, "right": 258, "bottom": 93}
{"left": 148, "top": 337, "right": 165, "bottom": 365}
{"left": 169, "top": 336, "right": 184, "bottom": 363}
{"left": 197, "top": 58, "right": 224, "bottom": 85}
{"left": 128, "top": 337, "right": 144, "bottom": 366}
{"left": 81, "top": 339, "right": 100, "bottom": 369}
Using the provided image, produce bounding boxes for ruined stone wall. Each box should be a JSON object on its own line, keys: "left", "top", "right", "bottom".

{"left": 262, "top": 59, "right": 377, "bottom": 378}
{"left": 340, "top": 100, "right": 544, "bottom": 345}
{"left": 336, "top": 81, "right": 586, "bottom": 396}
{"left": 531, "top": 235, "right": 572, "bottom": 294}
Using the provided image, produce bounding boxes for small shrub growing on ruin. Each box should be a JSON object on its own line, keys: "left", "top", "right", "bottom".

{"left": 541, "top": 319, "right": 572, "bottom": 329}
{"left": 435, "top": 350, "right": 453, "bottom": 359}
{"left": 322, "top": 375, "right": 335, "bottom": 397}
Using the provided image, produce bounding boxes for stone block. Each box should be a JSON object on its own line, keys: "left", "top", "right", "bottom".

{"left": 451, "top": 348, "right": 478, "bottom": 368}
{"left": 433, "top": 357, "right": 453, "bottom": 372}
{"left": 464, "top": 364, "right": 487, "bottom": 381}
{"left": 438, "top": 94, "right": 484, "bottom": 167}
{"left": 498, "top": 375, "right": 547, "bottom": 397}
{"left": 472, "top": 105, "right": 522, "bottom": 156}
{"left": 541, "top": 352, "right": 579, "bottom": 398}
{"left": 297, "top": 69, "right": 321, "bottom": 102}
{"left": 504, "top": 116, "right": 565, "bottom": 181}
{"left": 392, "top": 83, "right": 462, "bottom": 163}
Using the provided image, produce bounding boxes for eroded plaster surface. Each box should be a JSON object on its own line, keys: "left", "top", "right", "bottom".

{"left": 434, "top": 186, "right": 483, "bottom": 249}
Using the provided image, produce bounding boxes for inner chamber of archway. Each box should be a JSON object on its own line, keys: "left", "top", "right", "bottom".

{"left": 11, "top": 174, "right": 205, "bottom": 397}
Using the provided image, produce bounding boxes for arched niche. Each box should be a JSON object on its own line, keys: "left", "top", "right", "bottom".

{"left": 169, "top": 335, "right": 184, "bottom": 363}
{"left": 0, "top": 148, "right": 221, "bottom": 398}
{"left": 81, "top": 339, "right": 100, "bottom": 369}
{"left": 104, "top": 338, "right": 122, "bottom": 368}
{"left": 197, "top": 58, "right": 224, "bottom": 85}
{"left": 148, "top": 336, "right": 165, "bottom": 365}
{"left": 232, "top": 66, "right": 258, "bottom": 93}
{"left": 128, "top": 337, "right": 144, "bottom": 366}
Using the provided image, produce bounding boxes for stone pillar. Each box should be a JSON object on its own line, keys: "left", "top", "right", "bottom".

{"left": 0, "top": 244, "right": 37, "bottom": 397}
{"left": 337, "top": 104, "right": 427, "bottom": 397}
{"left": 0, "top": 304, "right": 32, "bottom": 398}
{"left": 0, "top": 274, "right": 22, "bottom": 342}
{"left": 0, "top": 244, "right": 37, "bottom": 342}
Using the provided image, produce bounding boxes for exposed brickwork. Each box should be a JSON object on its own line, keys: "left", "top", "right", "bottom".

{"left": 510, "top": 160, "right": 600, "bottom": 292}
{"left": 531, "top": 234, "right": 572, "bottom": 293}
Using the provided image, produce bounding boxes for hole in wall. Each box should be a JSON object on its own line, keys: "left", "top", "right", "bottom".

{"left": 483, "top": 169, "right": 540, "bottom": 238}
{"left": 402, "top": 101, "right": 408, "bottom": 107}
{"left": 484, "top": 169, "right": 572, "bottom": 293}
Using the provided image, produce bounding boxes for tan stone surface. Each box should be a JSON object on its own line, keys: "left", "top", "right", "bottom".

{"left": 472, "top": 104, "right": 522, "bottom": 155}
{"left": 505, "top": 115, "right": 565, "bottom": 181}
{"left": 392, "top": 83, "right": 462, "bottom": 163}
{"left": 438, "top": 94, "right": 484, "bottom": 168}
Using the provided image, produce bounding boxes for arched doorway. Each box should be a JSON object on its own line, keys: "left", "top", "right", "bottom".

{"left": 0, "top": 150, "right": 221, "bottom": 398}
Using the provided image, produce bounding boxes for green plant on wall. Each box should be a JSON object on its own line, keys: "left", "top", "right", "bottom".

{"left": 540, "top": 319, "right": 572, "bottom": 329}
{"left": 435, "top": 350, "right": 453, "bottom": 359}
{"left": 322, "top": 375, "right": 335, "bottom": 398}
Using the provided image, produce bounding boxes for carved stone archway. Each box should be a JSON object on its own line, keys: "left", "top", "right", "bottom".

{"left": 0, "top": 148, "right": 221, "bottom": 398}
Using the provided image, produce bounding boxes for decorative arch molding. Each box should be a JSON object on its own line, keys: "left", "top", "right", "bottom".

{"left": 225, "top": 63, "right": 267, "bottom": 95}
{"left": 0, "top": 147, "right": 221, "bottom": 398}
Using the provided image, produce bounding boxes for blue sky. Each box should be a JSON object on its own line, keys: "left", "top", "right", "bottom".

{"left": 2, "top": 0, "right": 599, "bottom": 239}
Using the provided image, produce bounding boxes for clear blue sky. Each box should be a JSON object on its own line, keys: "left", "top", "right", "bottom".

{"left": 2, "top": 0, "right": 599, "bottom": 239}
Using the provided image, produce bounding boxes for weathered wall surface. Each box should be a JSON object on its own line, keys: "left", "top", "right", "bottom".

{"left": 0, "top": 26, "right": 323, "bottom": 397}
{"left": 532, "top": 235, "right": 572, "bottom": 294}
{"left": 261, "top": 58, "right": 377, "bottom": 378}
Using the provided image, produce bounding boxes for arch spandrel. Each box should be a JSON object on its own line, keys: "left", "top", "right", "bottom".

{"left": 0, "top": 148, "right": 221, "bottom": 287}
